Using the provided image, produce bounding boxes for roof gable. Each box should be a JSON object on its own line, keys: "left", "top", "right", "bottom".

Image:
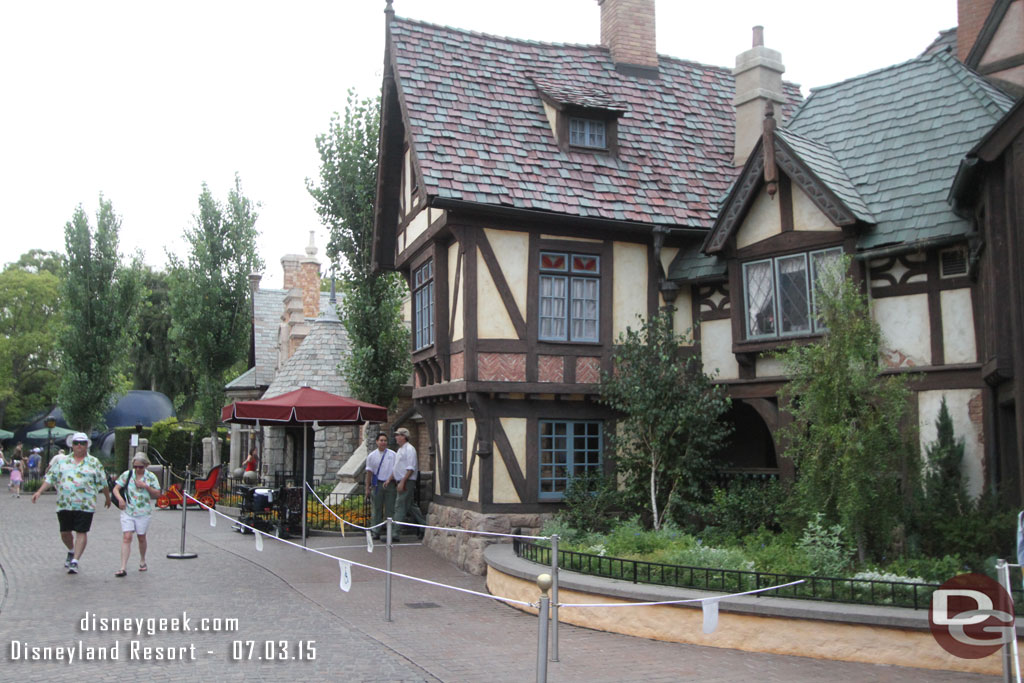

{"left": 387, "top": 15, "right": 802, "bottom": 231}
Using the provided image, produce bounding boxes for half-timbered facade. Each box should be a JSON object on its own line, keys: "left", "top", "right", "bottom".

{"left": 672, "top": 49, "right": 1015, "bottom": 500}
{"left": 370, "top": 0, "right": 801, "bottom": 570}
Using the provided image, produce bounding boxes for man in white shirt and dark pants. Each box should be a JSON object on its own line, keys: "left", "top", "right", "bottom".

{"left": 364, "top": 432, "right": 398, "bottom": 541}
{"left": 394, "top": 427, "right": 427, "bottom": 540}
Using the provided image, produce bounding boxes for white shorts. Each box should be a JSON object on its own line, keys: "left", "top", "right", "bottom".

{"left": 120, "top": 511, "right": 152, "bottom": 535}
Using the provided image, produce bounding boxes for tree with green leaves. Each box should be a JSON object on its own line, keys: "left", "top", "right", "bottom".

{"left": 131, "top": 267, "right": 196, "bottom": 412}
{"left": 3, "top": 249, "right": 66, "bottom": 276}
{"left": 0, "top": 266, "right": 61, "bottom": 428}
{"left": 59, "top": 199, "right": 143, "bottom": 432}
{"left": 167, "top": 175, "right": 263, "bottom": 450}
{"left": 777, "top": 255, "right": 918, "bottom": 562}
{"left": 307, "top": 90, "right": 410, "bottom": 408}
{"left": 600, "top": 312, "right": 732, "bottom": 530}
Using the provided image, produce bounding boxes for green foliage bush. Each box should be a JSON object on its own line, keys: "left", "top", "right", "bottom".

{"left": 690, "top": 476, "right": 785, "bottom": 538}
{"left": 796, "top": 513, "right": 853, "bottom": 577}
{"left": 137, "top": 418, "right": 228, "bottom": 475}
{"left": 554, "top": 471, "right": 622, "bottom": 534}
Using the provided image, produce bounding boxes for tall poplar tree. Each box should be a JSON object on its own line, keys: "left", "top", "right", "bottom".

{"left": 59, "top": 198, "right": 143, "bottom": 432}
{"left": 168, "top": 175, "right": 263, "bottom": 449}
{"left": 307, "top": 90, "right": 410, "bottom": 408}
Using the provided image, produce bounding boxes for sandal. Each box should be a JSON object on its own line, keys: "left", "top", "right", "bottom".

{"left": 138, "top": 563, "right": 147, "bottom": 572}
{"left": 115, "top": 569, "right": 127, "bottom": 577}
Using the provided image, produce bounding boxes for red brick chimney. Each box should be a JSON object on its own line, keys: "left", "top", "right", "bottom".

{"left": 298, "top": 231, "right": 322, "bottom": 319}
{"left": 957, "top": 0, "right": 998, "bottom": 62}
{"left": 598, "top": 0, "right": 658, "bottom": 71}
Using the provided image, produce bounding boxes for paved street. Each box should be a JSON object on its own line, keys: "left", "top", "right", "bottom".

{"left": 0, "top": 488, "right": 998, "bottom": 682}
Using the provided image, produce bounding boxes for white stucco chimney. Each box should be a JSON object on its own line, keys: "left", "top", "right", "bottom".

{"left": 598, "top": 0, "right": 658, "bottom": 71}
{"left": 733, "top": 26, "right": 786, "bottom": 167}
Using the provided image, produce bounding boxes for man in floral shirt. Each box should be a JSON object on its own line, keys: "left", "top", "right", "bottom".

{"left": 32, "top": 432, "right": 111, "bottom": 574}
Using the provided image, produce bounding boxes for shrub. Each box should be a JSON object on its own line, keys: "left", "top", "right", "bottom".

{"left": 602, "top": 516, "right": 682, "bottom": 558}
{"left": 691, "top": 476, "right": 785, "bottom": 537}
{"left": 745, "top": 528, "right": 813, "bottom": 576}
{"left": 21, "top": 479, "right": 42, "bottom": 493}
{"left": 797, "top": 513, "right": 852, "bottom": 577}
{"left": 555, "top": 471, "right": 622, "bottom": 533}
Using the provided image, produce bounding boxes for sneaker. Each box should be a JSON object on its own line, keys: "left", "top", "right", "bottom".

{"left": 67, "top": 560, "right": 79, "bottom": 574}
{"left": 64, "top": 552, "right": 74, "bottom": 568}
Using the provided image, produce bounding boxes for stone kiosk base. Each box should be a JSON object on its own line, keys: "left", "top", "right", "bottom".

{"left": 485, "top": 544, "right": 1014, "bottom": 676}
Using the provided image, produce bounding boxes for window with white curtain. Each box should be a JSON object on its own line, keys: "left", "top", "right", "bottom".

{"left": 538, "top": 252, "right": 599, "bottom": 342}
{"left": 742, "top": 247, "right": 841, "bottom": 340}
{"left": 569, "top": 117, "right": 606, "bottom": 149}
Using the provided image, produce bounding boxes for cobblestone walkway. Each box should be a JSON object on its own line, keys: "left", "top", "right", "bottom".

{"left": 0, "top": 489, "right": 997, "bottom": 681}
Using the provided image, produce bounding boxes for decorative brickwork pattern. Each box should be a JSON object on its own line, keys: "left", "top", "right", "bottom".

{"left": 450, "top": 352, "right": 464, "bottom": 380}
{"left": 576, "top": 356, "right": 601, "bottom": 384}
{"left": 478, "top": 353, "right": 526, "bottom": 382}
{"left": 537, "top": 355, "right": 564, "bottom": 383}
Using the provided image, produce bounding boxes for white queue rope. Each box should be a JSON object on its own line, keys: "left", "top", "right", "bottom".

{"left": 216, "top": 489, "right": 805, "bottom": 611}
{"left": 305, "top": 482, "right": 550, "bottom": 541}
{"left": 185, "top": 492, "right": 535, "bottom": 608}
{"left": 559, "top": 579, "right": 806, "bottom": 608}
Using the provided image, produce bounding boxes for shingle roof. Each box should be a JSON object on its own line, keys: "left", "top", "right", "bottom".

{"left": 263, "top": 313, "right": 351, "bottom": 400}
{"left": 389, "top": 16, "right": 802, "bottom": 230}
{"left": 787, "top": 51, "right": 1013, "bottom": 250}
{"left": 776, "top": 129, "right": 874, "bottom": 223}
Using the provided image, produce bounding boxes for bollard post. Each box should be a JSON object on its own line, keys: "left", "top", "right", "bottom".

{"left": 996, "top": 559, "right": 1021, "bottom": 683}
{"left": 167, "top": 469, "right": 198, "bottom": 559}
{"left": 536, "top": 573, "right": 551, "bottom": 683}
{"left": 385, "top": 517, "right": 393, "bottom": 622}
{"left": 550, "top": 534, "right": 559, "bottom": 662}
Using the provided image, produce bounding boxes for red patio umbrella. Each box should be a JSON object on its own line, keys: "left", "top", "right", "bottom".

{"left": 221, "top": 387, "right": 387, "bottom": 425}
{"left": 221, "top": 387, "right": 387, "bottom": 543}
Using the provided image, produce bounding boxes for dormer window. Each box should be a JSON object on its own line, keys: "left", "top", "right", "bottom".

{"left": 570, "top": 117, "right": 607, "bottom": 149}
{"left": 532, "top": 76, "right": 627, "bottom": 156}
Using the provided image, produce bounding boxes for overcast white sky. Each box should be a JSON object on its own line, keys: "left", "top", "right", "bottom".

{"left": 1, "top": 1, "right": 957, "bottom": 288}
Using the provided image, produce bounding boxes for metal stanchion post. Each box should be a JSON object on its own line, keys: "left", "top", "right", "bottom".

{"left": 550, "top": 534, "right": 559, "bottom": 662}
{"left": 167, "top": 469, "right": 198, "bottom": 559}
{"left": 536, "top": 573, "right": 551, "bottom": 683}
{"left": 996, "top": 559, "right": 1021, "bottom": 683}
{"left": 385, "top": 517, "right": 393, "bottom": 622}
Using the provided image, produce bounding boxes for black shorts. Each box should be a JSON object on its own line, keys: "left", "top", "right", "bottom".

{"left": 57, "top": 510, "right": 94, "bottom": 533}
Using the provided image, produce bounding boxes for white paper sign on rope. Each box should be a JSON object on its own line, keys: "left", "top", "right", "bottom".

{"left": 209, "top": 508, "right": 217, "bottom": 527}
{"left": 338, "top": 560, "right": 352, "bottom": 592}
{"left": 255, "top": 531, "right": 264, "bottom": 552}
{"left": 365, "top": 530, "right": 374, "bottom": 553}
{"left": 702, "top": 598, "right": 720, "bottom": 634}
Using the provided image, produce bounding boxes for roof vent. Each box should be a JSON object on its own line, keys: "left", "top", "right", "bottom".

{"left": 940, "top": 246, "right": 968, "bottom": 278}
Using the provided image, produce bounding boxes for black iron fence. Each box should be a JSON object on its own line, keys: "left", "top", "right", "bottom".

{"left": 216, "top": 472, "right": 370, "bottom": 532}
{"left": 513, "top": 539, "right": 1006, "bottom": 610}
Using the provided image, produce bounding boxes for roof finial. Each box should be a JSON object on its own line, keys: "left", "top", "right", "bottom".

{"left": 752, "top": 25, "right": 764, "bottom": 48}
{"left": 763, "top": 101, "right": 778, "bottom": 198}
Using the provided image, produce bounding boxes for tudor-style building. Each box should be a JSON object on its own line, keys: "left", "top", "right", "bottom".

{"left": 371, "top": 0, "right": 801, "bottom": 571}
{"left": 372, "top": 0, "right": 1024, "bottom": 573}
{"left": 674, "top": 44, "right": 1016, "bottom": 501}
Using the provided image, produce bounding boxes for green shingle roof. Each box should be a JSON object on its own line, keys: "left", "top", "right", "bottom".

{"left": 787, "top": 51, "right": 1013, "bottom": 250}
{"left": 671, "top": 50, "right": 1014, "bottom": 281}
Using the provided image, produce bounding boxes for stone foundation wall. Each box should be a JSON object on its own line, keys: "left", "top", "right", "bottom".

{"left": 423, "top": 503, "right": 552, "bottom": 575}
